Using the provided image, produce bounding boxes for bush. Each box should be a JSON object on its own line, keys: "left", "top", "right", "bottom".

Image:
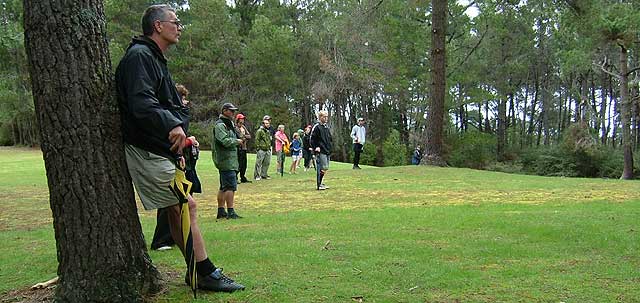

{"left": 0, "top": 122, "right": 13, "bottom": 146}
{"left": 518, "top": 125, "right": 625, "bottom": 178}
{"left": 382, "top": 129, "right": 407, "bottom": 166}
{"left": 188, "top": 121, "right": 213, "bottom": 150}
{"left": 348, "top": 142, "right": 377, "bottom": 166}
{"left": 448, "top": 131, "right": 496, "bottom": 169}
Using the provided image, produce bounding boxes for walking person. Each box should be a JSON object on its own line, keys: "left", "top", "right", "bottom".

{"left": 213, "top": 103, "right": 245, "bottom": 219}
{"left": 412, "top": 146, "right": 422, "bottom": 165}
{"left": 351, "top": 117, "right": 366, "bottom": 169}
{"left": 302, "top": 125, "right": 313, "bottom": 171}
{"left": 116, "top": 4, "right": 244, "bottom": 292}
{"left": 235, "top": 113, "right": 252, "bottom": 183}
{"left": 310, "top": 111, "right": 332, "bottom": 190}
{"left": 253, "top": 118, "right": 272, "bottom": 180}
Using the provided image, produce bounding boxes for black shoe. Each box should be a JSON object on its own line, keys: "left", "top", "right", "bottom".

{"left": 191, "top": 268, "right": 245, "bottom": 292}
{"left": 216, "top": 211, "right": 228, "bottom": 219}
{"left": 240, "top": 179, "right": 252, "bottom": 183}
{"left": 227, "top": 212, "right": 243, "bottom": 219}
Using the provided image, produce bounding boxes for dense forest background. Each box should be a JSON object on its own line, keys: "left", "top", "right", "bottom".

{"left": 2, "top": 0, "right": 639, "bottom": 178}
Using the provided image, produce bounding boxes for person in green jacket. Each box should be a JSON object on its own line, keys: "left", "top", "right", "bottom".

{"left": 212, "top": 103, "right": 244, "bottom": 219}
{"left": 253, "top": 118, "right": 272, "bottom": 180}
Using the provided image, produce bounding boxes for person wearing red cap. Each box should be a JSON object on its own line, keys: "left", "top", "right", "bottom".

{"left": 235, "top": 113, "right": 252, "bottom": 184}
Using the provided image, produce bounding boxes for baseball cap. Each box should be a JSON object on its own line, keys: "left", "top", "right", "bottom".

{"left": 263, "top": 115, "right": 272, "bottom": 120}
{"left": 221, "top": 102, "right": 238, "bottom": 111}
{"left": 357, "top": 117, "right": 365, "bottom": 122}
{"left": 236, "top": 113, "right": 246, "bottom": 120}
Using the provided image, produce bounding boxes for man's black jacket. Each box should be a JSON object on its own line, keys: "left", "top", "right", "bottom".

{"left": 310, "top": 122, "right": 332, "bottom": 155}
{"left": 116, "top": 36, "right": 189, "bottom": 160}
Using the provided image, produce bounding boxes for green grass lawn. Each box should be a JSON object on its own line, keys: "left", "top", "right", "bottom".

{"left": 1, "top": 147, "right": 639, "bottom": 302}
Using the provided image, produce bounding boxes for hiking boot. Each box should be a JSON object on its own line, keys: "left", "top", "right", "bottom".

{"left": 216, "top": 211, "right": 228, "bottom": 219}
{"left": 199, "top": 268, "right": 245, "bottom": 292}
{"left": 227, "top": 212, "right": 243, "bottom": 219}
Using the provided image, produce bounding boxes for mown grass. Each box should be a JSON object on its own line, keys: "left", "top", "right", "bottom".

{"left": 0, "top": 147, "right": 639, "bottom": 302}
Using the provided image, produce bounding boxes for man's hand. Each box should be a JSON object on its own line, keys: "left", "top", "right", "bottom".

{"left": 315, "top": 147, "right": 320, "bottom": 153}
{"left": 169, "top": 126, "right": 186, "bottom": 153}
{"left": 188, "top": 136, "right": 200, "bottom": 147}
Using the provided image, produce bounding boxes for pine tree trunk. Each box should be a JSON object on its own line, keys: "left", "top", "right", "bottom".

{"left": 23, "top": 1, "right": 162, "bottom": 301}
{"left": 424, "top": 0, "right": 447, "bottom": 166}
{"left": 618, "top": 46, "right": 633, "bottom": 179}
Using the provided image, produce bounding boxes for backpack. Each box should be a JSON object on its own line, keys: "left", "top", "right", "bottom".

{"left": 283, "top": 141, "right": 291, "bottom": 155}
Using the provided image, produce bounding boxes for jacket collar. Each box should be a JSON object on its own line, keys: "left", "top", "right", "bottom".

{"left": 128, "top": 35, "right": 167, "bottom": 63}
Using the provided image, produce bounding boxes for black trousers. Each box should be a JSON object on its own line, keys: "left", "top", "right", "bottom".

{"left": 303, "top": 149, "right": 312, "bottom": 168}
{"left": 353, "top": 143, "right": 363, "bottom": 166}
{"left": 150, "top": 208, "right": 175, "bottom": 249}
{"left": 237, "top": 149, "right": 248, "bottom": 180}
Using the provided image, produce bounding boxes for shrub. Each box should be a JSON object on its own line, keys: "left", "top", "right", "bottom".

{"left": 382, "top": 129, "right": 407, "bottom": 166}
{"left": 448, "top": 131, "right": 496, "bottom": 169}
{"left": 188, "top": 121, "right": 213, "bottom": 150}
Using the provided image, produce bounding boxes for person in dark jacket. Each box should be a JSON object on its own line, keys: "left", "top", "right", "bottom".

{"left": 302, "top": 125, "right": 313, "bottom": 171}
{"left": 213, "top": 103, "right": 244, "bottom": 219}
{"left": 310, "top": 110, "right": 332, "bottom": 190}
{"left": 235, "top": 113, "right": 252, "bottom": 184}
{"left": 116, "top": 4, "right": 244, "bottom": 293}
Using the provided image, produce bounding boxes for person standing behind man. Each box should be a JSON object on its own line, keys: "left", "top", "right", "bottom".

{"left": 235, "top": 113, "right": 252, "bottom": 184}
{"left": 254, "top": 118, "right": 272, "bottom": 180}
{"left": 310, "top": 110, "right": 332, "bottom": 190}
{"left": 351, "top": 117, "right": 366, "bottom": 169}
{"left": 116, "top": 4, "right": 244, "bottom": 292}
{"left": 213, "top": 103, "right": 244, "bottom": 219}
{"left": 302, "top": 125, "right": 313, "bottom": 171}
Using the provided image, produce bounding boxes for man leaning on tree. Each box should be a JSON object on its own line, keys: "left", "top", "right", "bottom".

{"left": 116, "top": 4, "right": 244, "bottom": 292}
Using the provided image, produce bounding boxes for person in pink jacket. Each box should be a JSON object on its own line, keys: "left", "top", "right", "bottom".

{"left": 274, "top": 124, "right": 289, "bottom": 175}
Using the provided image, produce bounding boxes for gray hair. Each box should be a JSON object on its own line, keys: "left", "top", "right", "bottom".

{"left": 142, "top": 5, "right": 175, "bottom": 36}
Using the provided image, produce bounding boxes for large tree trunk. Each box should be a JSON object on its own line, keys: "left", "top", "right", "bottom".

{"left": 424, "top": 0, "right": 447, "bottom": 166}
{"left": 23, "top": 1, "right": 162, "bottom": 301}
{"left": 618, "top": 46, "right": 633, "bottom": 179}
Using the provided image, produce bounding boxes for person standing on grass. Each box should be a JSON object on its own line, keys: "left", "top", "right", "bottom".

{"left": 213, "top": 103, "right": 245, "bottom": 219}
{"left": 274, "top": 124, "right": 289, "bottom": 175}
{"left": 310, "top": 110, "right": 332, "bottom": 190}
{"left": 116, "top": 4, "right": 244, "bottom": 292}
{"left": 302, "top": 125, "right": 313, "bottom": 171}
{"left": 350, "top": 117, "right": 366, "bottom": 169}
{"left": 151, "top": 84, "right": 201, "bottom": 251}
{"left": 254, "top": 118, "right": 272, "bottom": 180}
{"left": 235, "top": 113, "right": 252, "bottom": 184}
{"left": 289, "top": 132, "right": 302, "bottom": 174}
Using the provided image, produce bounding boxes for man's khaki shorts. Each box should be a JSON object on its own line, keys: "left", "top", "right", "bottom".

{"left": 125, "top": 144, "right": 178, "bottom": 210}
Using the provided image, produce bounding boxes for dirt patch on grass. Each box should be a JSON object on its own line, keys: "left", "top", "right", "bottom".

{"left": 0, "top": 286, "right": 54, "bottom": 303}
{"left": 0, "top": 267, "right": 182, "bottom": 303}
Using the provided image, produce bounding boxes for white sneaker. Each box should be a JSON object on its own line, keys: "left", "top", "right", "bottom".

{"left": 255, "top": 177, "right": 261, "bottom": 181}
{"left": 318, "top": 184, "right": 327, "bottom": 190}
{"left": 156, "top": 246, "right": 172, "bottom": 251}
{"left": 321, "top": 183, "right": 329, "bottom": 189}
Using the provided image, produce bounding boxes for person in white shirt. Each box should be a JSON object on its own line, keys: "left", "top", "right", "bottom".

{"left": 350, "top": 117, "right": 366, "bottom": 169}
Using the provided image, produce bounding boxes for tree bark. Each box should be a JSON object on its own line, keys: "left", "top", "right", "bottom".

{"left": 23, "top": 1, "right": 162, "bottom": 301}
{"left": 424, "top": 0, "right": 447, "bottom": 166}
{"left": 618, "top": 46, "right": 633, "bottom": 179}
